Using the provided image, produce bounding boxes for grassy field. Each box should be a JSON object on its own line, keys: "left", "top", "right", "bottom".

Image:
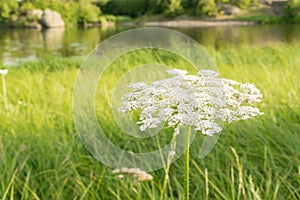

{"left": 0, "top": 44, "right": 299, "bottom": 200}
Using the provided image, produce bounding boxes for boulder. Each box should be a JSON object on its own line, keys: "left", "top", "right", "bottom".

{"left": 41, "top": 9, "right": 65, "bottom": 28}
{"left": 25, "top": 22, "right": 42, "bottom": 29}
{"left": 218, "top": 4, "right": 241, "bottom": 15}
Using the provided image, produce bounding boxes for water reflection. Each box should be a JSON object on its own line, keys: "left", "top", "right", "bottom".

{"left": 0, "top": 25, "right": 299, "bottom": 65}
{"left": 174, "top": 25, "right": 300, "bottom": 49}
{"left": 0, "top": 26, "right": 130, "bottom": 65}
{"left": 42, "top": 28, "right": 64, "bottom": 51}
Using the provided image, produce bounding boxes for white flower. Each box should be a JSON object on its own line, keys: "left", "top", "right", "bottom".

{"left": 197, "top": 70, "right": 219, "bottom": 78}
{"left": 0, "top": 69, "right": 8, "bottom": 76}
{"left": 120, "top": 69, "right": 263, "bottom": 136}
{"left": 166, "top": 69, "right": 187, "bottom": 76}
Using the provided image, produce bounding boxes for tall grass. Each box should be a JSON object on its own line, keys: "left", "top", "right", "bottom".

{"left": 0, "top": 44, "right": 299, "bottom": 199}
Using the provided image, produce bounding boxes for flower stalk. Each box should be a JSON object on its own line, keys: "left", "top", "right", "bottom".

{"left": 185, "top": 126, "right": 191, "bottom": 200}
{"left": 0, "top": 69, "right": 8, "bottom": 109}
{"left": 120, "top": 69, "right": 263, "bottom": 199}
{"left": 161, "top": 131, "right": 177, "bottom": 199}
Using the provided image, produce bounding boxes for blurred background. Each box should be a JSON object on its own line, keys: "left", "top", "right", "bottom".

{"left": 0, "top": 1, "right": 299, "bottom": 200}
{"left": 0, "top": 0, "right": 300, "bottom": 65}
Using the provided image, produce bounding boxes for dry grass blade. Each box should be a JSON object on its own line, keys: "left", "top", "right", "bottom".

{"left": 230, "top": 147, "right": 247, "bottom": 200}
{"left": 191, "top": 159, "right": 228, "bottom": 200}
{"left": 205, "top": 168, "right": 209, "bottom": 200}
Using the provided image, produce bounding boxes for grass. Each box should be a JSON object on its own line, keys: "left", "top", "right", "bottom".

{"left": 234, "top": 14, "right": 300, "bottom": 24}
{"left": 0, "top": 43, "right": 300, "bottom": 199}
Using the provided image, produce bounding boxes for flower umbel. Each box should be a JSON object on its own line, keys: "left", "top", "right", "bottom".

{"left": 120, "top": 69, "right": 263, "bottom": 136}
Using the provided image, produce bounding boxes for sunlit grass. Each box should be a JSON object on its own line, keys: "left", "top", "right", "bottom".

{"left": 0, "top": 44, "right": 299, "bottom": 199}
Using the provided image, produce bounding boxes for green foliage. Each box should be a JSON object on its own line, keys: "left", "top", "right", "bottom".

{"left": 1, "top": 0, "right": 300, "bottom": 25}
{"left": 0, "top": 0, "right": 18, "bottom": 22}
{"left": 285, "top": 0, "right": 300, "bottom": 16}
{"left": 102, "top": 0, "right": 149, "bottom": 17}
{"left": 233, "top": 0, "right": 251, "bottom": 9}
{"left": 196, "top": 0, "right": 218, "bottom": 16}
{"left": 164, "top": 0, "right": 184, "bottom": 18}
{"left": 47, "top": 0, "right": 101, "bottom": 25}
{"left": 99, "top": 15, "right": 132, "bottom": 23}
{"left": 250, "top": 0, "right": 260, "bottom": 6}
{"left": 235, "top": 13, "right": 300, "bottom": 24}
{"left": 77, "top": 0, "right": 101, "bottom": 24}
{"left": 1, "top": 0, "right": 300, "bottom": 27}
{"left": 147, "top": 0, "right": 165, "bottom": 15}
{"left": 18, "top": 2, "right": 35, "bottom": 14}
{"left": 0, "top": 0, "right": 103, "bottom": 26}
{"left": 293, "top": 14, "right": 300, "bottom": 22}
{"left": 181, "top": 0, "right": 198, "bottom": 9}
{"left": 59, "top": 1, "right": 79, "bottom": 25}
{"left": 31, "top": 0, "right": 61, "bottom": 10}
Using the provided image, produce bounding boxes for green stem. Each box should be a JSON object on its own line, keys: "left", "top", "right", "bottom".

{"left": 160, "top": 131, "right": 176, "bottom": 200}
{"left": 185, "top": 126, "right": 191, "bottom": 200}
{"left": 2, "top": 75, "right": 7, "bottom": 109}
{"left": 159, "top": 131, "right": 176, "bottom": 200}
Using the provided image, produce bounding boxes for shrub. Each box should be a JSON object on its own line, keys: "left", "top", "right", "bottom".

{"left": 18, "top": 0, "right": 101, "bottom": 25}
{"left": 196, "top": 0, "right": 217, "bottom": 16}
{"left": 77, "top": 0, "right": 101, "bottom": 24}
{"left": 0, "top": 0, "right": 18, "bottom": 23}
{"left": 164, "top": 0, "right": 184, "bottom": 18}
{"left": 285, "top": 0, "right": 300, "bottom": 16}
{"left": 102, "top": 0, "right": 148, "bottom": 18}
{"left": 19, "top": 2, "right": 35, "bottom": 14}
{"left": 233, "top": 0, "right": 251, "bottom": 9}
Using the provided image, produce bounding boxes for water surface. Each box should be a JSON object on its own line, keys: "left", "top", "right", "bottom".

{"left": 0, "top": 25, "right": 299, "bottom": 65}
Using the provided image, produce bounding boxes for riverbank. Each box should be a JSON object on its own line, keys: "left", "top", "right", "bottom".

{"left": 140, "top": 19, "right": 256, "bottom": 27}
{"left": 128, "top": 6, "right": 300, "bottom": 27}
{"left": 2, "top": 15, "right": 299, "bottom": 30}
{"left": 117, "top": 16, "right": 300, "bottom": 30}
{"left": 1, "top": 11, "right": 300, "bottom": 29}
{"left": 1, "top": 0, "right": 299, "bottom": 30}
{"left": 120, "top": 2, "right": 300, "bottom": 27}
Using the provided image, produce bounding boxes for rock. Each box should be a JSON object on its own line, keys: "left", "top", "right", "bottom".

{"left": 25, "top": 21, "right": 42, "bottom": 29}
{"left": 218, "top": 4, "right": 241, "bottom": 15}
{"left": 41, "top": 9, "right": 65, "bottom": 28}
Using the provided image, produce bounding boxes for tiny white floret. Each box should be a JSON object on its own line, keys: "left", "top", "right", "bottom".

{"left": 0, "top": 69, "right": 8, "bottom": 75}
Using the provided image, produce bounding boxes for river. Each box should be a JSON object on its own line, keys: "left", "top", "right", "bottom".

{"left": 0, "top": 24, "right": 299, "bottom": 66}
